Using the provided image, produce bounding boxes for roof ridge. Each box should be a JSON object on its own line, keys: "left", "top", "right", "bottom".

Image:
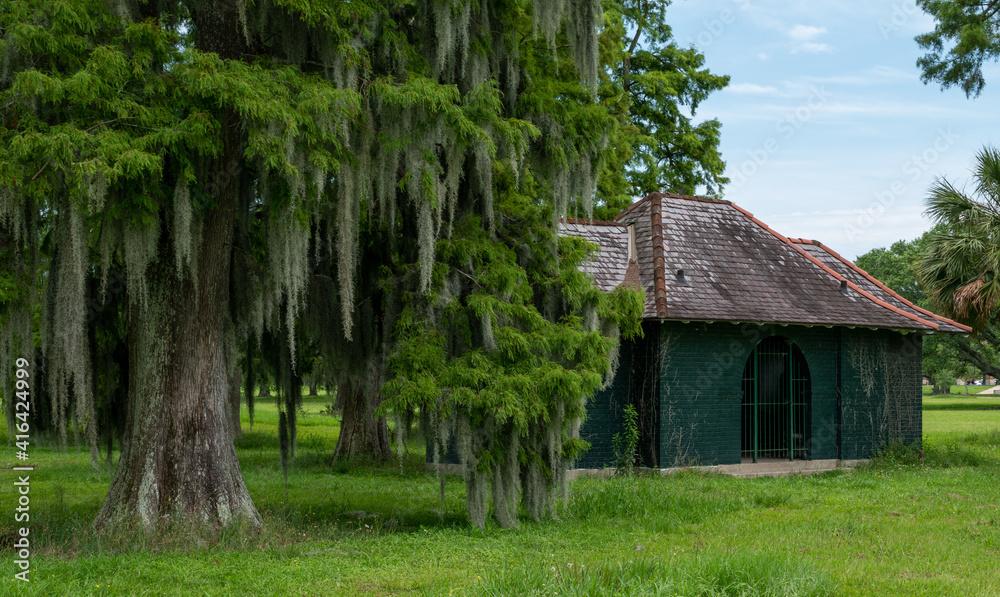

{"left": 659, "top": 192, "right": 732, "bottom": 205}
{"left": 789, "top": 239, "right": 972, "bottom": 333}
{"left": 614, "top": 192, "right": 732, "bottom": 222}
{"left": 614, "top": 193, "right": 653, "bottom": 221}
{"left": 727, "top": 203, "right": 940, "bottom": 331}
{"left": 560, "top": 217, "right": 622, "bottom": 226}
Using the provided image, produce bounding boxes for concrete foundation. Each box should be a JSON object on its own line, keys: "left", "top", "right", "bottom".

{"left": 567, "top": 458, "right": 865, "bottom": 481}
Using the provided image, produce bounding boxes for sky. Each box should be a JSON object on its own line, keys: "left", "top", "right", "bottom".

{"left": 661, "top": 0, "right": 1000, "bottom": 259}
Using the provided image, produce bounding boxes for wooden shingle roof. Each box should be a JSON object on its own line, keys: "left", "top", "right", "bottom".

{"left": 560, "top": 192, "right": 969, "bottom": 333}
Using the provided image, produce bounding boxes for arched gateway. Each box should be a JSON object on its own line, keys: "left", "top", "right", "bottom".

{"left": 741, "top": 336, "right": 811, "bottom": 462}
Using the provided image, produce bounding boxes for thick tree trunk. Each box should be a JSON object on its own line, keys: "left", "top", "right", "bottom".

{"left": 333, "top": 385, "right": 344, "bottom": 412}
{"left": 332, "top": 378, "right": 390, "bottom": 461}
{"left": 308, "top": 380, "right": 318, "bottom": 397}
{"left": 229, "top": 366, "right": 243, "bottom": 439}
{"left": 95, "top": 104, "right": 258, "bottom": 529}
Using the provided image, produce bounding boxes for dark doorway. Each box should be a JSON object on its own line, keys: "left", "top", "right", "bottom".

{"left": 741, "top": 337, "right": 811, "bottom": 462}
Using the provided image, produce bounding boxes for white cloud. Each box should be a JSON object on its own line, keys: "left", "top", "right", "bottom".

{"left": 758, "top": 53, "right": 769, "bottom": 61}
{"left": 788, "top": 24, "right": 827, "bottom": 41}
{"left": 786, "top": 25, "right": 832, "bottom": 53}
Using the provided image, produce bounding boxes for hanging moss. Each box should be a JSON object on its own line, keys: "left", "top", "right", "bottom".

{"left": 45, "top": 201, "right": 98, "bottom": 466}
{"left": 173, "top": 177, "right": 193, "bottom": 277}
{"left": 2, "top": 0, "right": 650, "bottom": 531}
{"left": 336, "top": 164, "right": 359, "bottom": 341}
{"left": 267, "top": 202, "right": 310, "bottom": 362}
{"left": 122, "top": 214, "right": 160, "bottom": 308}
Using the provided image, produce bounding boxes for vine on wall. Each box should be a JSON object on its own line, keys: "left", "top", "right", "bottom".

{"left": 846, "top": 333, "right": 920, "bottom": 449}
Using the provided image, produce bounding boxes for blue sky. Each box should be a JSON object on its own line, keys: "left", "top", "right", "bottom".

{"left": 662, "top": 0, "right": 1000, "bottom": 258}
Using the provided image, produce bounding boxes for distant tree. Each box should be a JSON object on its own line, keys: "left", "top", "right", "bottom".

{"left": 855, "top": 222, "right": 999, "bottom": 392}
{"left": 915, "top": 146, "right": 1000, "bottom": 387}
{"left": 605, "top": 0, "right": 729, "bottom": 203}
{"left": 919, "top": 146, "right": 1000, "bottom": 326}
{"left": 916, "top": 0, "right": 1000, "bottom": 97}
{"left": 855, "top": 238, "right": 929, "bottom": 304}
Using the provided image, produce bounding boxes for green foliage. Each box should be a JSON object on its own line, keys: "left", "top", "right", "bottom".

{"left": 919, "top": 146, "right": 1000, "bottom": 329}
{"left": 384, "top": 193, "right": 643, "bottom": 527}
{"left": 916, "top": 0, "right": 1000, "bottom": 97}
{"left": 0, "top": 0, "right": 715, "bottom": 529}
{"left": 612, "top": 403, "right": 639, "bottom": 476}
{"left": 601, "top": 0, "right": 730, "bottom": 206}
{"left": 855, "top": 236, "right": 934, "bottom": 305}
{"left": 856, "top": 216, "right": 1000, "bottom": 390}
{"left": 866, "top": 440, "right": 924, "bottom": 469}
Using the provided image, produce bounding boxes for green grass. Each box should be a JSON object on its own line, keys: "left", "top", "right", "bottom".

{"left": 922, "top": 384, "right": 998, "bottom": 395}
{"left": 2, "top": 394, "right": 1000, "bottom": 596}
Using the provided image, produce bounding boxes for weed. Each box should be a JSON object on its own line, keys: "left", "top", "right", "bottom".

{"left": 612, "top": 404, "right": 639, "bottom": 476}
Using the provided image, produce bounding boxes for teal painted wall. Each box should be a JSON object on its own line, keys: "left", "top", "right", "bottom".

{"left": 838, "top": 328, "right": 923, "bottom": 459}
{"left": 577, "top": 341, "right": 633, "bottom": 469}
{"left": 578, "top": 321, "right": 923, "bottom": 468}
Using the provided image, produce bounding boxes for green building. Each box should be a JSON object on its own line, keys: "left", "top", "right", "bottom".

{"left": 563, "top": 193, "right": 968, "bottom": 471}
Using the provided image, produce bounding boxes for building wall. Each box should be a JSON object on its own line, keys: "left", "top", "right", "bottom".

{"left": 838, "top": 328, "right": 923, "bottom": 459}
{"left": 577, "top": 321, "right": 923, "bottom": 469}
{"left": 577, "top": 340, "right": 634, "bottom": 469}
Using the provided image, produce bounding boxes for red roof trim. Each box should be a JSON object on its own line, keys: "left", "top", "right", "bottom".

{"left": 789, "top": 239, "right": 972, "bottom": 333}
{"left": 728, "top": 204, "right": 941, "bottom": 331}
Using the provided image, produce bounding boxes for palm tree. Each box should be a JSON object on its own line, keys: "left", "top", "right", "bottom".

{"left": 919, "top": 146, "right": 1000, "bottom": 330}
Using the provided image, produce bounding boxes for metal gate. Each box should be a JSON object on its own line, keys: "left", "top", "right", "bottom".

{"left": 741, "top": 337, "right": 810, "bottom": 462}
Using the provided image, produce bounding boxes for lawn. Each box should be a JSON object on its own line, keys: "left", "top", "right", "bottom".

{"left": 922, "top": 384, "right": 998, "bottom": 395}
{"left": 2, "top": 394, "right": 1000, "bottom": 596}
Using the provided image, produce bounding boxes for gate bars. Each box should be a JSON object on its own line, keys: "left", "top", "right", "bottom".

{"left": 741, "top": 337, "right": 810, "bottom": 462}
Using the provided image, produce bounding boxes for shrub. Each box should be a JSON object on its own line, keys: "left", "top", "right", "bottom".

{"left": 612, "top": 404, "right": 639, "bottom": 476}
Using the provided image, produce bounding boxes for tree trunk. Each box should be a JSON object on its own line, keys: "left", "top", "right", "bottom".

{"left": 229, "top": 365, "right": 242, "bottom": 439}
{"left": 332, "top": 378, "right": 390, "bottom": 461}
{"left": 95, "top": 105, "right": 258, "bottom": 529}
{"left": 257, "top": 386, "right": 271, "bottom": 398}
{"left": 308, "top": 379, "right": 318, "bottom": 397}
{"left": 333, "top": 385, "right": 343, "bottom": 412}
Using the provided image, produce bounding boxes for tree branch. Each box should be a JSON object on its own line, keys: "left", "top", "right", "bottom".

{"left": 953, "top": 335, "right": 1000, "bottom": 379}
{"left": 622, "top": 0, "right": 648, "bottom": 94}
{"left": 84, "top": 116, "right": 136, "bottom": 133}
